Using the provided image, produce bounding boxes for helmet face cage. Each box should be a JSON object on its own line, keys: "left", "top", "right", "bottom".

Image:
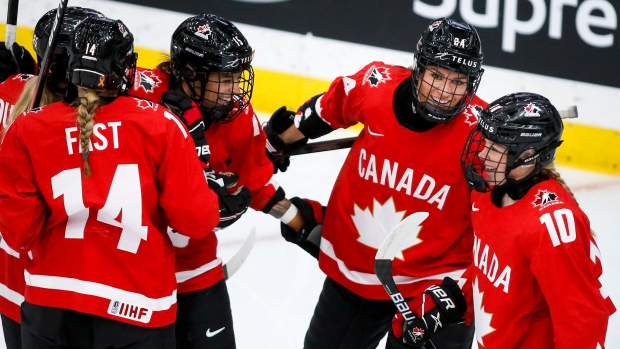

{"left": 412, "top": 18, "right": 484, "bottom": 123}
{"left": 461, "top": 92, "right": 564, "bottom": 192}
{"left": 68, "top": 17, "right": 137, "bottom": 94}
{"left": 33, "top": 7, "right": 105, "bottom": 83}
{"left": 170, "top": 14, "right": 255, "bottom": 123}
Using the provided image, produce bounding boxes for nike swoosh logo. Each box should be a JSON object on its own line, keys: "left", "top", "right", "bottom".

{"left": 206, "top": 327, "right": 225, "bottom": 337}
{"left": 367, "top": 126, "right": 384, "bottom": 137}
{"left": 472, "top": 203, "right": 479, "bottom": 212}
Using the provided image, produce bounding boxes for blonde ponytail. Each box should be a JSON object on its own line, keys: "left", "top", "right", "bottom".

{"left": 77, "top": 90, "right": 99, "bottom": 177}
{"left": 6, "top": 77, "right": 59, "bottom": 131}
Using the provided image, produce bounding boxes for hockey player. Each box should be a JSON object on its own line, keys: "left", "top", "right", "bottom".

{"left": 0, "top": 16, "right": 220, "bottom": 348}
{"left": 263, "top": 18, "right": 487, "bottom": 348}
{"left": 456, "top": 92, "right": 615, "bottom": 348}
{"left": 0, "top": 7, "right": 103, "bottom": 349}
{"left": 130, "top": 14, "right": 291, "bottom": 348}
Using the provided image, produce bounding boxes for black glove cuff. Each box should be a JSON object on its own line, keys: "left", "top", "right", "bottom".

{"left": 425, "top": 277, "right": 466, "bottom": 322}
{"left": 260, "top": 187, "right": 286, "bottom": 214}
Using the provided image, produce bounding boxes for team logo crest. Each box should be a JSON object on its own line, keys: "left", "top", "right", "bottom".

{"left": 463, "top": 104, "right": 483, "bottom": 126}
{"left": 118, "top": 23, "right": 128, "bottom": 37}
{"left": 407, "top": 327, "right": 426, "bottom": 343}
{"left": 138, "top": 71, "right": 161, "bottom": 93}
{"left": 364, "top": 66, "right": 391, "bottom": 87}
{"left": 195, "top": 24, "right": 212, "bottom": 40}
{"left": 428, "top": 20, "right": 442, "bottom": 32}
{"left": 136, "top": 99, "right": 156, "bottom": 110}
{"left": 523, "top": 103, "right": 541, "bottom": 117}
{"left": 13, "top": 74, "right": 33, "bottom": 81}
{"left": 533, "top": 190, "right": 560, "bottom": 208}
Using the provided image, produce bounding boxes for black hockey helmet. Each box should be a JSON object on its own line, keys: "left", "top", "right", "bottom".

{"left": 33, "top": 7, "right": 105, "bottom": 83}
{"left": 67, "top": 17, "right": 137, "bottom": 94}
{"left": 170, "top": 14, "right": 254, "bottom": 123}
{"left": 461, "top": 92, "right": 564, "bottom": 192}
{"left": 412, "top": 18, "right": 484, "bottom": 123}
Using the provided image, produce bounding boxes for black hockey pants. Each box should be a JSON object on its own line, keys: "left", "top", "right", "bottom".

{"left": 304, "top": 277, "right": 474, "bottom": 349}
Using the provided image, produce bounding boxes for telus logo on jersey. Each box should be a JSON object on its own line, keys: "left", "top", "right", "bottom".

{"left": 108, "top": 300, "right": 152, "bottom": 323}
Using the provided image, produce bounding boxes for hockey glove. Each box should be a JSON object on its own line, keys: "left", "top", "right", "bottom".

{"left": 389, "top": 277, "right": 467, "bottom": 347}
{"left": 263, "top": 106, "right": 308, "bottom": 174}
{"left": 0, "top": 42, "right": 36, "bottom": 82}
{"left": 280, "top": 197, "right": 325, "bottom": 258}
{"left": 160, "top": 91, "right": 211, "bottom": 170}
{"left": 207, "top": 172, "right": 252, "bottom": 230}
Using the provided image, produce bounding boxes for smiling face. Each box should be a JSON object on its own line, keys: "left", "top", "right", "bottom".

{"left": 416, "top": 65, "right": 469, "bottom": 110}
{"left": 478, "top": 138, "right": 536, "bottom": 187}
{"left": 183, "top": 71, "right": 242, "bottom": 109}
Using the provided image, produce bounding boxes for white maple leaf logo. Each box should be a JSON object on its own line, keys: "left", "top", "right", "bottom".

{"left": 473, "top": 277, "right": 496, "bottom": 347}
{"left": 352, "top": 197, "right": 422, "bottom": 260}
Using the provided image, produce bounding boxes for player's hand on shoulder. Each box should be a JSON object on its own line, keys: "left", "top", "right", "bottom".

{"left": 206, "top": 172, "right": 252, "bottom": 230}
{"left": 0, "top": 42, "right": 36, "bottom": 82}
{"left": 389, "top": 277, "right": 467, "bottom": 347}
{"left": 263, "top": 106, "right": 308, "bottom": 174}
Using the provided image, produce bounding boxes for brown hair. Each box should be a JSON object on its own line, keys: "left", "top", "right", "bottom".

{"left": 77, "top": 90, "right": 100, "bottom": 177}
{"left": 539, "top": 162, "right": 595, "bottom": 237}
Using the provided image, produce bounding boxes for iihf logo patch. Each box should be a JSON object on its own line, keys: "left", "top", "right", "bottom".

{"left": 108, "top": 299, "right": 152, "bottom": 324}
{"left": 138, "top": 71, "right": 161, "bottom": 93}
{"left": 533, "top": 190, "right": 561, "bottom": 208}
{"left": 363, "top": 66, "right": 391, "bottom": 87}
{"left": 523, "top": 103, "right": 541, "bottom": 117}
{"left": 194, "top": 24, "right": 212, "bottom": 40}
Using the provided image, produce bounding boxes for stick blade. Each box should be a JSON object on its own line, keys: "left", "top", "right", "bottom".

{"left": 223, "top": 227, "right": 257, "bottom": 280}
{"left": 375, "top": 212, "right": 429, "bottom": 262}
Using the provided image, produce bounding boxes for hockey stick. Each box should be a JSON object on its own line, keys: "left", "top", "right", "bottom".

{"left": 291, "top": 136, "right": 356, "bottom": 156}
{"left": 374, "top": 212, "right": 429, "bottom": 325}
{"left": 30, "top": 0, "right": 69, "bottom": 110}
{"left": 5, "top": 0, "right": 18, "bottom": 47}
{"left": 290, "top": 106, "right": 577, "bottom": 156}
{"left": 223, "top": 227, "right": 256, "bottom": 280}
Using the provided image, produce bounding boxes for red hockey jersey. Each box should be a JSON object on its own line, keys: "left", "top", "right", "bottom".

{"left": 131, "top": 67, "right": 278, "bottom": 293}
{"left": 316, "top": 62, "right": 487, "bottom": 299}
{"left": 0, "top": 96, "right": 219, "bottom": 327}
{"left": 0, "top": 73, "right": 34, "bottom": 322}
{"left": 465, "top": 178, "right": 615, "bottom": 348}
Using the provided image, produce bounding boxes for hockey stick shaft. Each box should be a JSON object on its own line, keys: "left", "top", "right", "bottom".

{"left": 290, "top": 105, "right": 577, "bottom": 156}
{"left": 374, "top": 212, "right": 429, "bottom": 326}
{"left": 30, "top": 0, "right": 69, "bottom": 110}
{"left": 223, "top": 227, "right": 256, "bottom": 280}
{"left": 291, "top": 136, "right": 356, "bottom": 156}
{"left": 5, "top": 0, "right": 18, "bottom": 46}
